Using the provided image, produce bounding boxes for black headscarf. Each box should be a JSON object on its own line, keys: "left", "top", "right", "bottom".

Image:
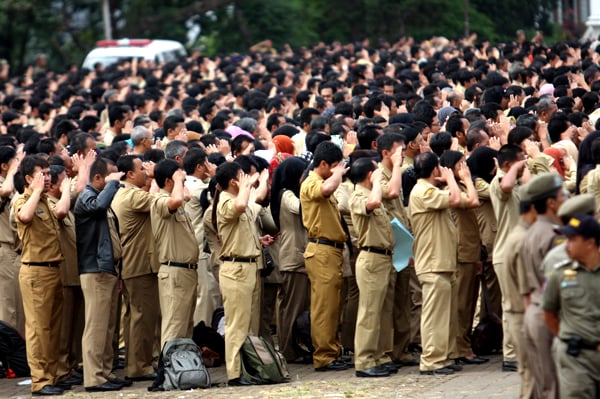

{"left": 270, "top": 157, "right": 308, "bottom": 229}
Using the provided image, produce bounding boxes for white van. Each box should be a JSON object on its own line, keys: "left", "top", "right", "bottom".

{"left": 82, "top": 39, "right": 187, "bottom": 69}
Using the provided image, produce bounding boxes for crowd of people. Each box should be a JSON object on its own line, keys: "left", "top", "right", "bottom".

{"left": 0, "top": 31, "right": 600, "bottom": 397}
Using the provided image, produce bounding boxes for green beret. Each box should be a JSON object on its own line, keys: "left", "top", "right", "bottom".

{"left": 557, "top": 194, "right": 595, "bottom": 218}
{"left": 525, "top": 173, "right": 563, "bottom": 202}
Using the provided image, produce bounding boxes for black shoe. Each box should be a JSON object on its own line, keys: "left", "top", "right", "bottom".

{"left": 455, "top": 356, "right": 489, "bottom": 365}
{"left": 408, "top": 343, "right": 422, "bottom": 353}
{"left": 396, "top": 358, "right": 419, "bottom": 367}
{"left": 420, "top": 367, "right": 455, "bottom": 375}
{"left": 315, "top": 360, "right": 349, "bottom": 372}
{"left": 379, "top": 362, "right": 399, "bottom": 374}
{"left": 288, "top": 355, "right": 313, "bottom": 364}
{"left": 60, "top": 374, "right": 83, "bottom": 386}
{"left": 228, "top": 376, "right": 253, "bottom": 386}
{"left": 54, "top": 381, "right": 72, "bottom": 390}
{"left": 447, "top": 362, "right": 462, "bottom": 372}
{"left": 356, "top": 365, "right": 391, "bottom": 378}
{"left": 108, "top": 377, "right": 133, "bottom": 387}
{"left": 32, "top": 385, "right": 64, "bottom": 396}
{"left": 112, "top": 359, "right": 125, "bottom": 371}
{"left": 502, "top": 361, "right": 518, "bottom": 372}
{"left": 342, "top": 357, "right": 354, "bottom": 368}
{"left": 125, "top": 372, "right": 157, "bottom": 382}
{"left": 85, "top": 381, "right": 123, "bottom": 392}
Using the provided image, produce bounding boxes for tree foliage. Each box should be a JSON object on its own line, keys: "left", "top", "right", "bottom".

{"left": 0, "top": 0, "right": 559, "bottom": 72}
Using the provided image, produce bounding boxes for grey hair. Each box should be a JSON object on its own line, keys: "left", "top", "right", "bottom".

{"left": 235, "top": 117, "right": 258, "bottom": 133}
{"left": 130, "top": 126, "right": 150, "bottom": 146}
{"left": 165, "top": 140, "right": 187, "bottom": 160}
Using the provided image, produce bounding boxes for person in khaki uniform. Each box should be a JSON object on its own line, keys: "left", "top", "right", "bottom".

{"left": 14, "top": 155, "right": 71, "bottom": 396}
{"left": 439, "top": 151, "right": 488, "bottom": 365}
{"left": 152, "top": 159, "right": 199, "bottom": 348}
{"left": 519, "top": 173, "right": 566, "bottom": 399}
{"left": 0, "top": 146, "right": 24, "bottom": 335}
{"left": 466, "top": 147, "right": 502, "bottom": 325}
{"left": 543, "top": 214, "right": 600, "bottom": 399}
{"left": 349, "top": 158, "right": 396, "bottom": 378}
{"left": 490, "top": 144, "right": 531, "bottom": 372}
{"left": 501, "top": 181, "right": 537, "bottom": 399}
{"left": 183, "top": 148, "right": 221, "bottom": 326}
{"left": 270, "top": 157, "right": 310, "bottom": 363}
{"left": 214, "top": 162, "right": 268, "bottom": 385}
{"left": 47, "top": 165, "right": 85, "bottom": 387}
{"left": 75, "top": 158, "right": 128, "bottom": 392}
{"left": 376, "top": 133, "right": 417, "bottom": 366}
{"left": 112, "top": 155, "right": 159, "bottom": 381}
{"left": 300, "top": 142, "right": 349, "bottom": 372}
{"left": 409, "top": 151, "right": 478, "bottom": 375}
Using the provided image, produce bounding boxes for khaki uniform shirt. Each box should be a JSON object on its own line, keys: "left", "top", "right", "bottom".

{"left": 541, "top": 242, "right": 568, "bottom": 277}
{"left": 13, "top": 189, "right": 63, "bottom": 263}
{"left": 502, "top": 218, "right": 532, "bottom": 313}
{"left": 112, "top": 181, "right": 158, "bottom": 279}
{"left": 216, "top": 191, "right": 261, "bottom": 259}
{"left": 519, "top": 215, "right": 563, "bottom": 304}
{"left": 380, "top": 163, "right": 411, "bottom": 231}
{"left": 350, "top": 184, "right": 394, "bottom": 251}
{"left": 473, "top": 178, "right": 497, "bottom": 263}
{"left": 490, "top": 170, "right": 521, "bottom": 264}
{"left": 48, "top": 195, "right": 79, "bottom": 286}
{"left": 278, "top": 190, "right": 307, "bottom": 272}
{"left": 151, "top": 190, "right": 199, "bottom": 264}
{"left": 585, "top": 166, "right": 600, "bottom": 213}
{"left": 409, "top": 179, "right": 459, "bottom": 275}
{"left": 526, "top": 153, "right": 554, "bottom": 175}
{"left": 542, "top": 260, "right": 600, "bottom": 343}
{"left": 452, "top": 183, "right": 481, "bottom": 263}
{"left": 184, "top": 175, "right": 209, "bottom": 250}
{"left": 0, "top": 175, "right": 16, "bottom": 246}
{"left": 300, "top": 171, "right": 347, "bottom": 243}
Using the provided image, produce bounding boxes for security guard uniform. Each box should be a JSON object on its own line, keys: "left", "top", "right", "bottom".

{"left": 217, "top": 191, "right": 262, "bottom": 380}
{"left": 350, "top": 184, "right": 395, "bottom": 371}
{"left": 14, "top": 188, "right": 64, "bottom": 393}
{"left": 152, "top": 190, "right": 199, "bottom": 349}
{"left": 300, "top": 171, "right": 347, "bottom": 369}
{"left": 543, "top": 253, "right": 600, "bottom": 398}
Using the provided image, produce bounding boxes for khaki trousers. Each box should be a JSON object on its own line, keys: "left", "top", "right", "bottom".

{"left": 506, "top": 311, "right": 534, "bottom": 399}
{"left": 193, "top": 256, "right": 222, "bottom": 325}
{"left": 554, "top": 339, "right": 600, "bottom": 399}
{"left": 493, "top": 262, "right": 517, "bottom": 362}
{"left": 455, "top": 262, "right": 479, "bottom": 357}
{"left": 340, "top": 247, "right": 358, "bottom": 352}
{"left": 80, "top": 273, "right": 119, "bottom": 387}
{"left": 354, "top": 252, "right": 392, "bottom": 370}
{"left": 276, "top": 271, "right": 310, "bottom": 361}
{"left": 56, "top": 285, "right": 84, "bottom": 381}
{"left": 219, "top": 262, "right": 260, "bottom": 380}
{"left": 158, "top": 266, "right": 197, "bottom": 349}
{"left": 409, "top": 266, "right": 422, "bottom": 345}
{"left": 304, "top": 242, "right": 343, "bottom": 368}
{"left": 0, "top": 245, "right": 24, "bottom": 334}
{"left": 122, "top": 274, "right": 159, "bottom": 378}
{"left": 418, "top": 271, "right": 455, "bottom": 371}
{"left": 219, "top": 260, "right": 260, "bottom": 380}
{"left": 524, "top": 303, "right": 557, "bottom": 399}
{"left": 19, "top": 265, "right": 63, "bottom": 392}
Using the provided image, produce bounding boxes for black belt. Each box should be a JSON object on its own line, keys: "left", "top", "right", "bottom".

{"left": 221, "top": 257, "right": 258, "bottom": 263}
{"left": 308, "top": 238, "right": 344, "bottom": 249}
{"left": 561, "top": 338, "right": 600, "bottom": 351}
{"left": 23, "top": 262, "right": 60, "bottom": 267}
{"left": 162, "top": 261, "right": 198, "bottom": 270}
{"left": 360, "top": 246, "right": 393, "bottom": 256}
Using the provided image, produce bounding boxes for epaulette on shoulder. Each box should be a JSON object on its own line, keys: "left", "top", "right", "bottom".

{"left": 553, "top": 259, "right": 572, "bottom": 270}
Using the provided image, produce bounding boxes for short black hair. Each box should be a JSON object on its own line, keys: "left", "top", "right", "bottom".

{"left": 0, "top": 146, "right": 16, "bottom": 165}
{"left": 90, "top": 157, "right": 114, "bottom": 178}
{"left": 429, "top": 132, "right": 452, "bottom": 156}
{"left": 215, "top": 161, "right": 241, "bottom": 190}
{"left": 21, "top": 154, "right": 49, "bottom": 178}
{"left": 49, "top": 165, "right": 66, "bottom": 185}
{"left": 507, "top": 126, "right": 534, "bottom": 146}
{"left": 497, "top": 144, "right": 524, "bottom": 166}
{"left": 116, "top": 154, "right": 141, "bottom": 175}
{"left": 154, "top": 159, "right": 180, "bottom": 189}
{"left": 183, "top": 148, "right": 208, "bottom": 175}
{"left": 313, "top": 141, "right": 343, "bottom": 167}
{"left": 376, "top": 133, "right": 405, "bottom": 157}
{"left": 349, "top": 157, "right": 377, "bottom": 184}
{"left": 414, "top": 152, "right": 439, "bottom": 179}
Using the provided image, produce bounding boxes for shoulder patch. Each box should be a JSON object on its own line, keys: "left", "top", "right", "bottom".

{"left": 424, "top": 188, "right": 435, "bottom": 197}
{"left": 476, "top": 179, "right": 487, "bottom": 189}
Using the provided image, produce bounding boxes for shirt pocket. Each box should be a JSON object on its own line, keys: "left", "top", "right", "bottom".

{"left": 561, "top": 286, "right": 585, "bottom": 305}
